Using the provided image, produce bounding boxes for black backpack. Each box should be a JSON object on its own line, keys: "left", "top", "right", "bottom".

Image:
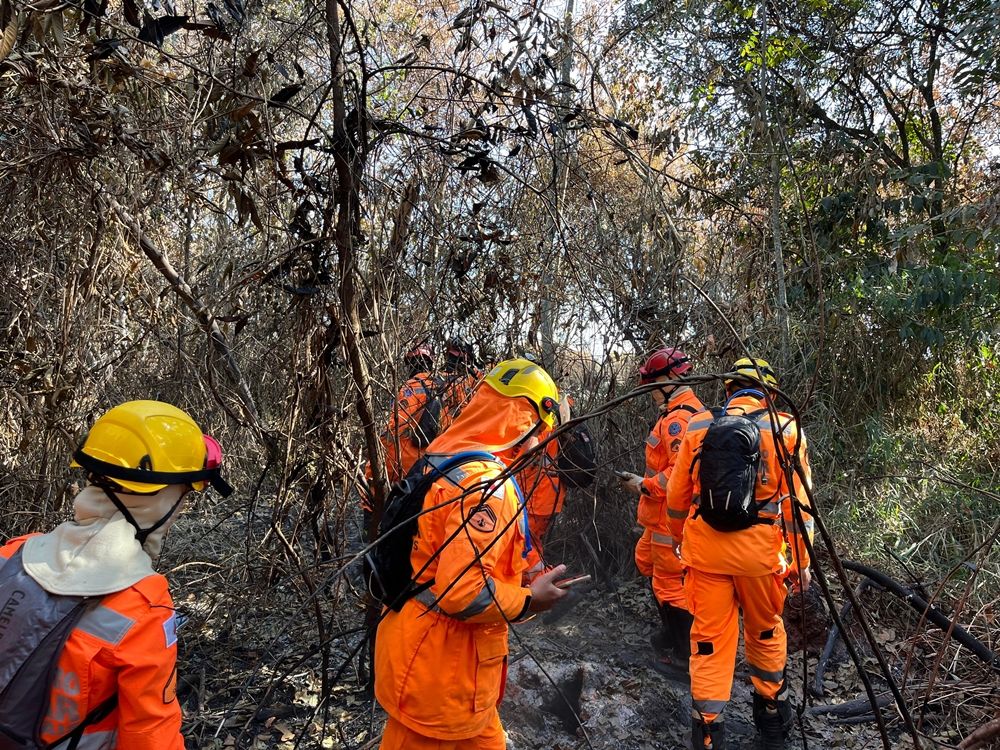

{"left": 0, "top": 549, "right": 117, "bottom": 750}
{"left": 555, "top": 423, "right": 598, "bottom": 489}
{"left": 364, "top": 450, "right": 499, "bottom": 612}
{"left": 692, "top": 408, "right": 774, "bottom": 532}
{"left": 395, "top": 375, "right": 440, "bottom": 450}
{"left": 417, "top": 371, "right": 478, "bottom": 445}
{"left": 415, "top": 393, "right": 442, "bottom": 449}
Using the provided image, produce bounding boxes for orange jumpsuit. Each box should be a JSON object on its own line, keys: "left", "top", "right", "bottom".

{"left": 378, "top": 372, "right": 440, "bottom": 485}
{"left": 518, "top": 438, "right": 564, "bottom": 576}
{"left": 375, "top": 389, "right": 538, "bottom": 749}
{"left": 635, "top": 387, "right": 704, "bottom": 607}
{"left": 666, "top": 394, "right": 815, "bottom": 723}
{"left": 0, "top": 536, "right": 185, "bottom": 749}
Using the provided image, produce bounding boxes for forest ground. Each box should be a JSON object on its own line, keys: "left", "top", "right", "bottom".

{"left": 168, "top": 499, "right": 983, "bottom": 750}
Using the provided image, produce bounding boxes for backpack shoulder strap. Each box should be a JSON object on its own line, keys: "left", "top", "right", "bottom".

{"left": 667, "top": 403, "right": 700, "bottom": 416}
{"left": 656, "top": 403, "right": 701, "bottom": 431}
{"left": 412, "top": 375, "right": 432, "bottom": 394}
{"left": 47, "top": 693, "right": 119, "bottom": 750}
{"left": 688, "top": 406, "right": 728, "bottom": 475}
{"left": 421, "top": 450, "right": 500, "bottom": 487}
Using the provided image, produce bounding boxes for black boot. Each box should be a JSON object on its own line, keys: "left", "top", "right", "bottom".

{"left": 691, "top": 717, "right": 726, "bottom": 750}
{"left": 651, "top": 598, "right": 675, "bottom": 655}
{"left": 664, "top": 602, "right": 694, "bottom": 667}
{"left": 752, "top": 693, "right": 792, "bottom": 750}
{"left": 650, "top": 601, "right": 691, "bottom": 678}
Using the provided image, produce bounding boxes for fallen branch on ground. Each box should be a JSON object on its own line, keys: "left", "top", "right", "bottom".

{"left": 842, "top": 561, "right": 1000, "bottom": 673}
{"left": 960, "top": 717, "right": 1000, "bottom": 749}
{"left": 808, "top": 693, "right": 894, "bottom": 719}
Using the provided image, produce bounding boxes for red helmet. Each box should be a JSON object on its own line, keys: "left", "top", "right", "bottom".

{"left": 445, "top": 338, "right": 473, "bottom": 360}
{"left": 404, "top": 345, "right": 433, "bottom": 362}
{"left": 638, "top": 348, "right": 691, "bottom": 383}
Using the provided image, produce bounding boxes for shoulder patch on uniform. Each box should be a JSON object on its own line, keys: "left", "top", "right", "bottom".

{"left": 670, "top": 438, "right": 682, "bottom": 452}
{"left": 466, "top": 504, "right": 497, "bottom": 534}
{"left": 163, "top": 613, "right": 178, "bottom": 648}
{"left": 668, "top": 422, "right": 682, "bottom": 436}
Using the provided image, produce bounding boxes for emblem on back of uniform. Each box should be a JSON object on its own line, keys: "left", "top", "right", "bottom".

{"left": 668, "top": 422, "right": 682, "bottom": 436}
{"left": 466, "top": 504, "right": 497, "bottom": 533}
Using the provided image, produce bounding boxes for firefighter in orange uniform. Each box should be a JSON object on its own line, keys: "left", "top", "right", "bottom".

{"left": 518, "top": 435, "right": 563, "bottom": 582}
{"left": 375, "top": 359, "right": 569, "bottom": 749}
{"left": 667, "top": 358, "right": 814, "bottom": 750}
{"left": 376, "top": 344, "right": 440, "bottom": 485}
{"left": 0, "top": 400, "right": 232, "bottom": 750}
{"left": 435, "top": 338, "right": 483, "bottom": 433}
{"left": 618, "top": 348, "right": 704, "bottom": 671}
{"left": 518, "top": 395, "right": 574, "bottom": 582}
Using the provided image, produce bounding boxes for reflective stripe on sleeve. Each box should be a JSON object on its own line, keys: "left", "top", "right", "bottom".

{"left": 453, "top": 579, "right": 497, "bottom": 620}
{"left": 77, "top": 606, "right": 136, "bottom": 646}
{"left": 413, "top": 588, "right": 442, "bottom": 614}
{"left": 414, "top": 580, "right": 498, "bottom": 621}
{"left": 651, "top": 532, "right": 674, "bottom": 546}
{"left": 667, "top": 507, "right": 688, "bottom": 520}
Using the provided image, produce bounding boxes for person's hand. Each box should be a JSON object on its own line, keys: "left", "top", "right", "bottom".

{"left": 789, "top": 566, "right": 811, "bottom": 593}
{"left": 528, "top": 564, "right": 569, "bottom": 612}
{"left": 618, "top": 471, "right": 643, "bottom": 495}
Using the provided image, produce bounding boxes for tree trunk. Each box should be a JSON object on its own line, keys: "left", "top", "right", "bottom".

{"left": 325, "top": 0, "right": 387, "bottom": 694}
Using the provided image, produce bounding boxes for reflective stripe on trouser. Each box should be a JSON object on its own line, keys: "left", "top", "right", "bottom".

{"left": 379, "top": 713, "right": 506, "bottom": 750}
{"left": 685, "top": 567, "right": 788, "bottom": 723}
{"left": 635, "top": 528, "right": 654, "bottom": 578}
{"left": 650, "top": 531, "right": 687, "bottom": 610}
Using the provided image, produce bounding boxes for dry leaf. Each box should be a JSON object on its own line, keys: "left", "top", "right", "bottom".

{"left": 0, "top": 14, "right": 17, "bottom": 62}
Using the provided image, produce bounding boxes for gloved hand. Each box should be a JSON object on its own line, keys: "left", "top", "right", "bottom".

{"left": 618, "top": 471, "right": 643, "bottom": 495}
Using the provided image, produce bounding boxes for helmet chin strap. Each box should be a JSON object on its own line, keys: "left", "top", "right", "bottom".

{"left": 94, "top": 480, "right": 186, "bottom": 546}
{"left": 506, "top": 419, "right": 545, "bottom": 455}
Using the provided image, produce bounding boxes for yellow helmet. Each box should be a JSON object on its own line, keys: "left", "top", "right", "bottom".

{"left": 483, "top": 358, "right": 560, "bottom": 428}
{"left": 71, "top": 400, "right": 232, "bottom": 496}
{"left": 725, "top": 357, "right": 779, "bottom": 389}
